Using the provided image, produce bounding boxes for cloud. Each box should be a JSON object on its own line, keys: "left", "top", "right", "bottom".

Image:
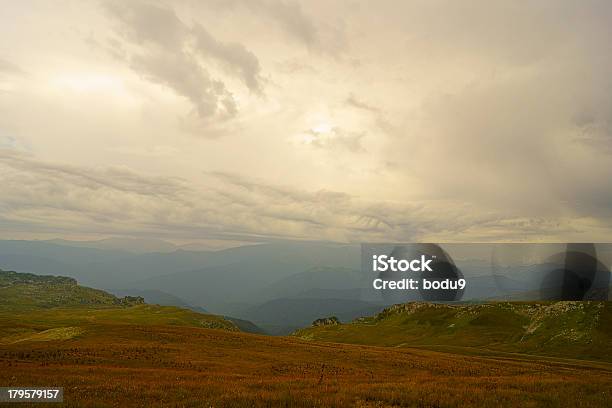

{"left": 571, "top": 104, "right": 612, "bottom": 155}
{"left": 3, "top": 0, "right": 612, "bottom": 243}
{"left": 192, "top": 24, "right": 263, "bottom": 94}
{"left": 345, "top": 94, "right": 379, "bottom": 113}
{"left": 202, "top": 0, "right": 344, "bottom": 54}
{"left": 260, "top": 0, "right": 346, "bottom": 54}
{"left": 103, "top": 1, "right": 263, "bottom": 124}
{"left": 130, "top": 51, "right": 237, "bottom": 120}
{"left": 0, "top": 149, "right": 185, "bottom": 197}
{"left": 0, "top": 58, "right": 25, "bottom": 93}
{"left": 0, "top": 150, "right": 428, "bottom": 241}
{"left": 1, "top": 150, "right": 598, "bottom": 243}
{"left": 0, "top": 59, "right": 25, "bottom": 76}
{"left": 301, "top": 127, "right": 365, "bottom": 153}
{"left": 256, "top": 0, "right": 318, "bottom": 48}
{"left": 381, "top": 57, "right": 612, "bottom": 227}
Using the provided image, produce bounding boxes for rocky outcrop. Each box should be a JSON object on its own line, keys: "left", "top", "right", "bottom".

{"left": 312, "top": 316, "right": 340, "bottom": 327}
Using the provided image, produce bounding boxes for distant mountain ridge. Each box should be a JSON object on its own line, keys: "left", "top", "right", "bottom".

{"left": 260, "top": 266, "right": 363, "bottom": 299}
{"left": 236, "top": 297, "right": 384, "bottom": 335}
{"left": 46, "top": 237, "right": 179, "bottom": 253}
{"left": 110, "top": 288, "right": 266, "bottom": 334}
{"left": 0, "top": 240, "right": 361, "bottom": 310}
{"left": 7, "top": 239, "right": 610, "bottom": 338}
{"left": 109, "top": 288, "right": 208, "bottom": 312}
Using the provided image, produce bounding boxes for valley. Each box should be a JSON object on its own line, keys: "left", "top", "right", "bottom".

{"left": 1, "top": 268, "right": 612, "bottom": 406}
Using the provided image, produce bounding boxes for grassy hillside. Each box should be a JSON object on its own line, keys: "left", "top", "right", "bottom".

{"left": 110, "top": 288, "right": 266, "bottom": 334}
{"left": 1, "top": 317, "right": 611, "bottom": 407}
{"left": 0, "top": 269, "right": 140, "bottom": 310}
{"left": 0, "top": 269, "right": 238, "bottom": 344}
{"left": 1, "top": 269, "right": 612, "bottom": 405}
{"left": 293, "top": 301, "right": 612, "bottom": 361}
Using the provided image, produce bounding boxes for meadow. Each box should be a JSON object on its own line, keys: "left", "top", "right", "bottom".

{"left": 1, "top": 319, "right": 612, "bottom": 407}
{"left": 2, "top": 270, "right": 611, "bottom": 407}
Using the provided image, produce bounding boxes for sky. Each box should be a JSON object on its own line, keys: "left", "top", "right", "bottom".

{"left": 1, "top": 0, "right": 612, "bottom": 246}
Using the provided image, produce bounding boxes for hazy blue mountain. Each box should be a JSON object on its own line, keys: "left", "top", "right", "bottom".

{"left": 47, "top": 237, "right": 179, "bottom": 253}
{"left": 0, "top": 253, "right": 80, "bottom": 280}
{"left": 0, "top": 240, "right": 131, "bottom": 286}
{"left": 0, "top": 239, "right": 361, "bottom": 312}
{"left": 289, "top": 288, "right": 365, "bottom": 300}
{"left": 224, "top": 317, "right": 267, "bottom": 335}
{"left": 109, "top": 288, "right": 207, "bottom": 312}
{"left": 109, "top": 288, "right": 266, "bottom": 334}
{"left": 132, "top": 242, "right": 361, "bottom": 311}
{"left": 462, "top": 274, "right": 529, "bottom": 299}
{"left": 5, "top": 238, "right": 609, "bottom": 335}
{"left": 259, "top": 266, "right": 364, "bottom": 300}
{"left": 232, "top": 297, "right": 385, "bottom": 335}
{"left": 84, "top": 250, "right": 214, "bottom": 288}
{"left": 0, "top": 240, "right": 130, "bottom": 264}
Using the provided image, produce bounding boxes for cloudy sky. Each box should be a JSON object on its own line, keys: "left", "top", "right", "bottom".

{"left": 1, "top": 0, "right": 612, "bottom": 246}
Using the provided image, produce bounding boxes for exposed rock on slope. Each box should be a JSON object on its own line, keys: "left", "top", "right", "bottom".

{"left": 294, "top": 301, "right": 612, "bottom": 361}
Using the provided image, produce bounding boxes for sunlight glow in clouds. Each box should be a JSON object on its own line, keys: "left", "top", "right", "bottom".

{"left": 52, "top": 74, "right": 123, "bottom": 93}
{"left": 311, "top": 122, "right": 333, "bottom": 134}
{"left": 1, "top": 0, "right": 612, "bottom": 244}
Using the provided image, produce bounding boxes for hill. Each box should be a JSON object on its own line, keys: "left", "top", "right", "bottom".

{"left": 1, "top": 270, "right": 611, "bottom": 405}
{"left": 109, "top": 288, "right": 266, "bottom": 334}
{"left": 293, "top": 301, "right": 612, "bottom": 362}
{"left": 1, "top": 312, "right": 611, "bottom": 406}
{"left": 0, "top": 269, "right": 143, "bottom": 310}
{"left": 0, "top": 269, "right": 239, "bottom": 341}
{"left": 224, "top": 316, "right": 267, "bottom": 334}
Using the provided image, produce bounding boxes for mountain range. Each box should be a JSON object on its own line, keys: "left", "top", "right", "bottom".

{"left": 1, "top": 238, "right": 609, "bottom": 334}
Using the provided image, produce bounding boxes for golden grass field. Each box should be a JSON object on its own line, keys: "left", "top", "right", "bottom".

{"left": 1, "top": 320, "right": 612, "bottom": 407}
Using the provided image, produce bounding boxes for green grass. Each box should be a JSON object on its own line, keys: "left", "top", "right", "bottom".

{"left": 2, "top": 321, "right": 611, "bottom": 407}
{"left": 0, "top": 269, "right": 239, "bottom": 343}
{"left": 0, "top": 268, "right": 132, "bottom": 310}
{"left": 1, "top": 270, "right": 612, "bottom": 406}
{"left": 0, "top": 304, "right": 238, "bottom": 340}
{"left": 1, "top": 326, "right": 84, "bottom": 344}
{"left": 293, "top": 301, "right": 612, "bottom": 362}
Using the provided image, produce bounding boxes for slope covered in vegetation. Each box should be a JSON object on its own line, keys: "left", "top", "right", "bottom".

{"left": 293, "top": 301, "right": 612, "bottom": 361}
{"left": 0, "top": 269, "right": 238, "bottom": 344}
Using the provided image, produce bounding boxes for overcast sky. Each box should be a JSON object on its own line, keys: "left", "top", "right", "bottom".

{"left": 1, "top": 0, "right": 612, "bottom": 246}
